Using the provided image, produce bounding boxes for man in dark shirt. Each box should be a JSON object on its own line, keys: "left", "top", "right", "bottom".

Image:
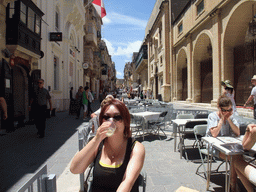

{"left": 30, "top": 79, "right": 52, "bottom": 138}
{"left": 70, "top": 87, "right": 74, "bottom": 101}
{"left": 69, "top": 87, "right": 74, "bottom": 115}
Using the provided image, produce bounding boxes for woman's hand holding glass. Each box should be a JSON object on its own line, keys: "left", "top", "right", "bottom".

{"left": 95, "top": 119, "right": 116, "bottom": 140}
{"left": 95, "top": 121, "right": 112, "bottom": 140}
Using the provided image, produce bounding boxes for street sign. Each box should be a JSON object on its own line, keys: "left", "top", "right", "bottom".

{"left": 49, "top": 32, "right": 62, "bottom": 41}
{"left": 82, "top": 63, "right": 89, "bottom": 69}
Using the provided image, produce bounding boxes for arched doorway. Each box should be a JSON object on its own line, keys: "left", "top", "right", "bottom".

{"left": 13, "top": 64, "right": 29, "bottom": 123}
{"left": 224, "top": 1, "right": 256, "bottom": 106}
{"left": 193, "top": 33, "right": 213, "bottom": 103}
{"left": 155, "top": 66, "right": 158, "bottom": 99}
{"left": 176, "top": 49, "right": 187, "bottom": 100}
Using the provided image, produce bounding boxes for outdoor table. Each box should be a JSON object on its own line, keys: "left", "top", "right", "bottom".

{"left": 124, "top": 99, "right": 138, "bottom": 105}
{"left": 202, "top": 136, "right": 256, "bottom": 192}
{"left": 172, "top": 118, "right": 208, "bottom": 152}
{"left": 130, "top": 111, "right": 162, "bottom": 140}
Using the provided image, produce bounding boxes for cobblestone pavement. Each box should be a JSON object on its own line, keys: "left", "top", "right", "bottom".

{"left": 1, "top": 100, "right": 249, "bottom": 192}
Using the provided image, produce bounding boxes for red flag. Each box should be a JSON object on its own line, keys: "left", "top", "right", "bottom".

{"left": 92, "top": 0, "right": 106, "bottom": 18}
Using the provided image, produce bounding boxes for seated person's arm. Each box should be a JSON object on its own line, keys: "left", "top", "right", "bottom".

{"left": 209, "top": 121, "right": 223, "bottom": 138}
{"left": 70, "top": 121, "right": 109, "bottom": 174}
{"left": 243, "top": 124, "right": 256, "bottom": 150}
{"left": 208, "top": 114, "right": 223, "bottom": 138}
{"left": 227, "top": 117, "right": 240, "bottom": 137}
{"left": 91, "top": 108, "right": 101, "bottom": 118}
{"left": 91, "top": 113, "right": 97, "bottom": 118}
{"left": 117, "top": 142, "right": 145, "bottom": 192}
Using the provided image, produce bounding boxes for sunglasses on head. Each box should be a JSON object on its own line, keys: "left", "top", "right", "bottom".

{"left": 221, "top": 108, "right": 232, "bottom": 112}
{"left": 102, "top": 115, "right": 123, "bottom": 122}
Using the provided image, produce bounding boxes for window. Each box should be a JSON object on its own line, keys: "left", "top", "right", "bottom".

{"left": 54, "top": 56, "right": 59, "bottom": 90}
{"left": 20, "top": 2, "right": 27, "bottom": 24}
{"left": 160, "top": 56, "right": 163, "bottom": 66}
{"left": 178, "top": 23, "right": 183, "bottom": 34}
{"left": 27, "top": 7, "right": 35, "bottom": 32}
{"left": 35, "top": 15, "right": 41, "bottom": 34}
{"left": 197, "top": 0, "right": 204, "bottom": 15}
{"left": 55, "top": 9, "right": 59, "bottom": 31}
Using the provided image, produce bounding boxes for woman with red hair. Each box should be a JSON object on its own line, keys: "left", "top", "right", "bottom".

{"left": 70, "top": 99, "right": 145, "bottom": 192}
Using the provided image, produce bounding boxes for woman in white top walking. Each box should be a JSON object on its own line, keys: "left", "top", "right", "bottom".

{"left": 221, "top": 80, "right": 238, "bottom": 115}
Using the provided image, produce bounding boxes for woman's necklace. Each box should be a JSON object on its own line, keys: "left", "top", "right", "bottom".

{"left": 107, "top": 139, "right": 126, "bottom": 159}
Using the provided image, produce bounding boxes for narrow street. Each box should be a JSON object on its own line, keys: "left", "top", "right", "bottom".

{"left": 0, "top": 100, "right": 100, "bottom": 192}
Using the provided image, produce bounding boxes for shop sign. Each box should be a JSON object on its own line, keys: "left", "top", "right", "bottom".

{"left": 49, "top": 32, "right": 62, "bottom": 41}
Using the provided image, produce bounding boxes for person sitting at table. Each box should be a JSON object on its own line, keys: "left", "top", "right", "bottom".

{"left": 207, "top": 95, "right": 240, "bottom": 137}
{"left": 91, "top": 94, "right": 114, "bottom": 119}
{"left": 70, "top": 98, "right": 145, "bottom": 192}
{"left": 233, "top": 124, "right": 256, "bottom": 192}
{"left": 206, "top": 95, "right": 240, "bottom": 158}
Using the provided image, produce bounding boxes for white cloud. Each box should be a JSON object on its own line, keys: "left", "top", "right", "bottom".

{"left": 103, "top": 39, "right": 115, "bottom": 55}
{"left": 104, "top": 38, "right": 142, "bottom": 58}
{"left": 103, "top": 12, "right": 147, "bottom": 29}
{"left": 116, "top": 71, "right": 123, "bottom": 77}
{"left": 102, "top": 16, "right": 111, "bottom": 24}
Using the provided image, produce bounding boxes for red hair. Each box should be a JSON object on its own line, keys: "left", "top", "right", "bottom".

{"left": 99, "top": 99, "right": 131, "bottom": 138}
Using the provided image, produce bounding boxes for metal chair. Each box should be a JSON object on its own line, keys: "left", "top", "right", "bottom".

{"left": 130, "top": 114, "right": 144, "bottom": 138}
{"left": 179, "top": 121, "right": 207, "bottom": 160}
{"left": 194, "top": 124, "right": 226, "bottom": 179}
{"left": 148, "top": 111, "right": 168, "bottom": 139}
{"left": 176, "top": 114, "right": 194, "bottom": 119}
{"left": 194, "top": 124, "right": 208, "bottom": 178}
{"left": 138, "top": 171, "right": 147, "bottom": 192}
{"left": 194, "top": 113, "right": 209, "bottom": 119}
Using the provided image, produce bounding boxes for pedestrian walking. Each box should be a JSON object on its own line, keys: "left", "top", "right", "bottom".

{"left": 69, "top": 87, "right": 74, "bottom": 115}
{"left": 244, "top": 75, "right": 256, "bottom": 119}
{"left": 221, "top": 80, "right": 237, "bottom": 115}
{"left": 85, "top": 86, "right": 94, "bottom": 117}
{"left": 82, "top": 87, "right": 89, "bottom": 120}
{"left": 30, "top": 79, "right": 52, "bottom": 138}
{"left": 99, "top": 90, "right": 104, "bottom": 104}
{"left": 75, "top": 86, "right": 84, "bottom": 119}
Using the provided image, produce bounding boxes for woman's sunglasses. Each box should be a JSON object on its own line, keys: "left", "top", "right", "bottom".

{"left": 103, "top": 115, "right": 123, "bottom": 122}
{"left": 221, "top": 108, "right": 232, "bottom": 112}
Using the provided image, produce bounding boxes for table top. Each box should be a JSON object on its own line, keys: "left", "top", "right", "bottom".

{"left": 172, "top": 118, "right": 208, "bottom": 126}
{"left": 202, "top": 136, "right": 256, "bottom": 156}
{"left": 131, "top": 111, "right": 162, "bottom": 121}
{"left": 131, "top": 111, "right": 162, "bottom": 117}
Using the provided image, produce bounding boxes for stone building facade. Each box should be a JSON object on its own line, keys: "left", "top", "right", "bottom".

{"left": 144, "top": 0, "right": 171, "bottom": 101}
{"left": 39, "top": 0, "right": 85, "bottom": 112}
{"left": 0, "top": 0, "right": 115, "bottom": 131}
{"left": 172, "top": 0, "right": 256, "bottom": 106}
{"left": 134, "top": 0, "right": 256, "bottom": 106}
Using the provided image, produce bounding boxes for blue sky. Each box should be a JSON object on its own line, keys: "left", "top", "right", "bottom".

{"left": 101, "top": 0, "right": 156, "bottom": 79}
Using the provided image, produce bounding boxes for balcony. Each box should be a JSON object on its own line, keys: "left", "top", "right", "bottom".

{"left": 85, "top": 22, "right": 97, "bottom": 47}
{"left": 158, "top": 44, "right": 163, "bottom": 54}
{"left": 6, "top": 0, "right": 44, "bottom": 56}
{"left": 135, "top": 45, "right": 148, "bottom": 71}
